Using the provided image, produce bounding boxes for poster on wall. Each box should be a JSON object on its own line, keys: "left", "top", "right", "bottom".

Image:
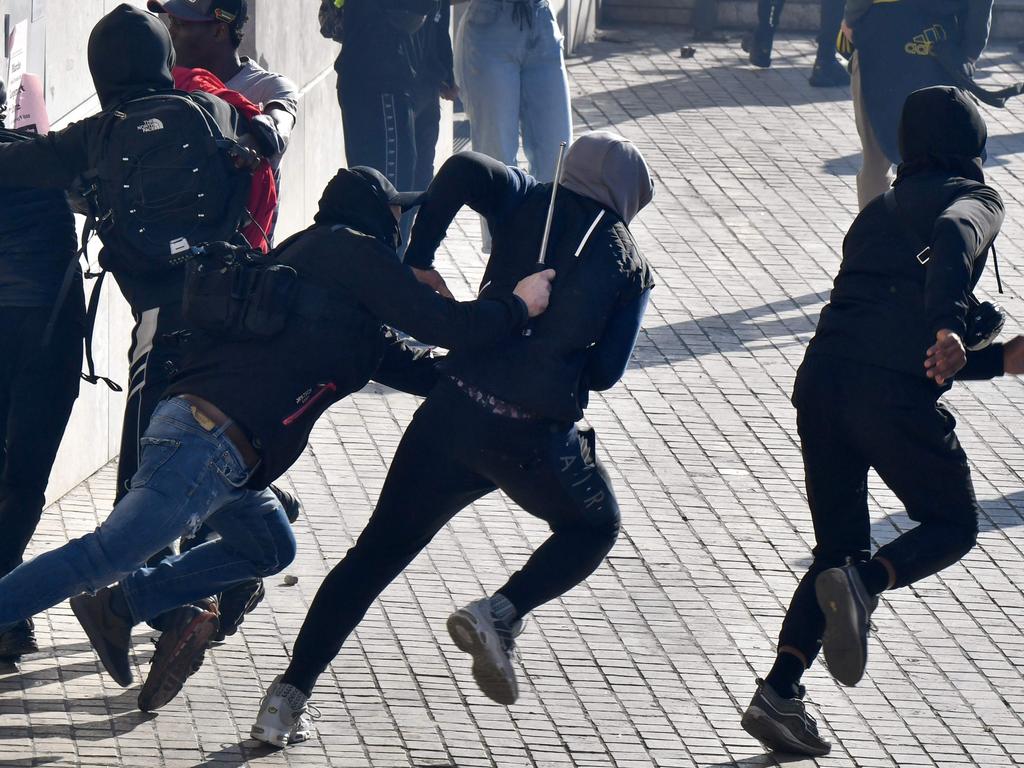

{"left": 5, "top": 20, "right": 29, "bottom": 129}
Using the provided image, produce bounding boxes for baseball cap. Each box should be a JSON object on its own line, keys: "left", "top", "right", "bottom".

{"left": 350, "top": 166, "right": 426, "bottom": 211}
{"left": 147, "top": 0, "right": 248, "bottom": 28}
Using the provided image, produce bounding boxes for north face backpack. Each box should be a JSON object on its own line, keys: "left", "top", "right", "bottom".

{"left": 80, "top": 91, "right": 252, "bottom": 275}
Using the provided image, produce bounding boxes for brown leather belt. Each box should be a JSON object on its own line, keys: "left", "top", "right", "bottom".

{"left": 178, "top": 394, "right": 261, "bottom": 468}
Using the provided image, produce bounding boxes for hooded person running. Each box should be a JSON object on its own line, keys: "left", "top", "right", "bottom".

{"left": 251, "top": 131, "right": 655, "bottom": 748}
{"left": 0, "top": 165, "right": 554, "bottom": 711}
{"left": 740, "top": 86, "right": 1024, "bottom": 757}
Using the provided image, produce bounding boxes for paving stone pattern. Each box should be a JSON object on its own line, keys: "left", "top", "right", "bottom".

{"left": 6, "top": 31, "right": 1024, "bottom": 768}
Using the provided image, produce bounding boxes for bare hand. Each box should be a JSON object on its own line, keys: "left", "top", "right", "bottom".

{"left": 514, "top": 268, "right": 555, "bottom": 318}
{"left": 231, "top": 136, "right": 263, "bottom": 171}
{"left": 925, "top": 329, "right": 967, "bottom": 385}
{"left": 411, "top": 267, "right": 454, "bottom": 299}
{"left": 840, "top": 20, "right": 853, "bottom": 44}
{"left": 440, "top": 83, "right": 460, "bottom": 101}
{"left": 1003, "top": 335, "right": 1024, "bottom": 375}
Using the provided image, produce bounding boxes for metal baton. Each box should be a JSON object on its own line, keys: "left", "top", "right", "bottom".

{"left": 537, "top": 141, "right": 568, "bottom": 265}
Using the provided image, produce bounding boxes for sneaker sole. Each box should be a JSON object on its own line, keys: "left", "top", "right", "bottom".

{"left": 741, "top": 706, "right": 831, "bottom": 757}
{"left": 70, "top": 595, "right": 133, "bottom": 687}
{"left": 250, "top": 721, "right": 313, "bottom": 748}
{"left": 138, "top": 611, "right": 219, "bottom": 712}
{"left": 816, "top": 569, "right": 867, "bottom": 687}
{"left": 447, "top": 611, "right": 518, "bottom": 705}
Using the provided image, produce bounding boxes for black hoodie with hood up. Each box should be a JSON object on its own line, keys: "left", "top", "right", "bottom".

{"left": 166, "top": 168, "right": 529, "bottom": 489}
{"left": 807, "top": 86, "right": 1005, "bottom": 388}
{"left": 0, "top": 4, "right": 250, "bottom": 312}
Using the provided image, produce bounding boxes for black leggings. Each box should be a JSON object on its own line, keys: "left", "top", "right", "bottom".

{"left": 282, "top": 381, "right": 620, "bottom": 696}
{"left": 777, "top": 356, "right": 979, "bottom": 666}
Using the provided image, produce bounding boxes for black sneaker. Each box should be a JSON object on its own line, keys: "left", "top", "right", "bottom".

{"left": 215, "top": 578, "right": 265, "bottom": 641}
{"left": 809, "top": 55, "right": 851, "bottom": 87}
{"left": 741, "top": 679, "right": 831, "bottom": 756}
{"left": 0, "top": 619, "right": 38, "bottom": 658}
{"left": 270, "top": 485, "right": 302, "bottom": 524}
{"left": 741, "top": 33, "right": 772, "bottom": 68}
{"left": 70, "top": 588, "right": 134, "bottom": 687}
{"left": 816, "top": 565, "right": 877, "bottom": 686}
{"left": 138, "top": 605, "right": 219, "bottom": 712}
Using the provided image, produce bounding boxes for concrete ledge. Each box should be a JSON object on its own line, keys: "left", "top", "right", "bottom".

{"left": 602, "top": 0, "right": 1024, "bottom": 38}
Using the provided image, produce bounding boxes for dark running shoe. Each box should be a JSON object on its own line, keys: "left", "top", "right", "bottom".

{"left": 71, "top": 588, "right": 134, "bottom": 687}
{"left": 0, "top": 619, "right": 38, "bottom": 659}
{"left": 216, "top": 578, "right": 266, "bottom": 641}
{"left": 741, "top": 679, "right": 831, "bottom": 756}
{"left": 138, "top": 605, "right": 219, "bottom": 712}
{"left": 809, "top": 55, "right": 851, "bottom": 87}
{"left": 741, "top": 33, "right": 771, "bottom": 68}
{"left": 816, "top": 564, "right": 877, "bottom": 686}
{"left": 270, "top": 484, "right": 302, "bottom": 523}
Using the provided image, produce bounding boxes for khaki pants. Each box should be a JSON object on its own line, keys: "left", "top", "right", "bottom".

{"left": 851, "top": 51, "right": 894, "bottom": 209}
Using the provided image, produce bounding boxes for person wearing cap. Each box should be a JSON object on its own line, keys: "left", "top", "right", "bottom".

{"left": 148, "top": 0, "right": 297, "bottom": 218}
{"left": 0, "top": 165, "right": 555, "bottom": 713}
{"left": 249, "top": 132, "right": 653, "bottom": 748}
{"left": 740, "top": 86, "right": 1024, "bottom": 757}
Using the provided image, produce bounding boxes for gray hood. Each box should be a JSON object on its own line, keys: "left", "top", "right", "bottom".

{"left": 560, "top": 131, "right": 654, "bottom": 224}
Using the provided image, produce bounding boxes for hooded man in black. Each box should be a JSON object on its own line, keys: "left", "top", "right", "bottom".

{"left": 0, "top": 165, "right": 553, "bottom": 713}
{"left": 0, "top": 4, "right": 280, "bottom": 510}
{"left": 740, "top": 87, "right": 1024, "bottom": 757}
{"left": 250, "top": 132, "right": 655, "bottom": 749}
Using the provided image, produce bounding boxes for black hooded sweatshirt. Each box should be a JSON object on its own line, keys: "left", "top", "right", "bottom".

{"left": 807, "top": 86, "right": 1005, "bottom": 389}
{"left": 166, "top": 169, "right": 529, "bottom": 489}
{"left": 0, "top": 4, "right": 250, "bottom": 313}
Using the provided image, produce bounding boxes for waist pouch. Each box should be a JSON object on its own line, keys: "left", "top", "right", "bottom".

{"left": 183, "top": 246, "right": 297, "bottom": 340}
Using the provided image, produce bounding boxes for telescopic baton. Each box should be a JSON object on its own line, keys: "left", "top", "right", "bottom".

{"left": 523, "top": 141, "right": 568, "bottom": 337}
{"left": 537, "top": 141, "right": 568, "bottom": 265}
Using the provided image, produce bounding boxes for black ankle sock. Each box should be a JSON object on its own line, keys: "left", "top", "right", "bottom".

{"left": 764, "top": 653, "right": 804, "bottom": 699}
{"left": 854, "top": 559, "right": 890, "bottom": 595}
{"left": 107, "top": 587, "right": 134, "bottom": 623}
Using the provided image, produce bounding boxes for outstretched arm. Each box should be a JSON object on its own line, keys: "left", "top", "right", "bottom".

{"left": 404, "top": 151, "right": 537, "bottom": 270}
{"left": 0, "top": 120, "right": 91, "bottom": 190}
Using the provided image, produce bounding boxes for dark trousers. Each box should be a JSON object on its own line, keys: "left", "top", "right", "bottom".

{"left": 777, "top": 356, "right": 979, "bottom": 664}
{"left": 338, "top": 80, "right": 416, "bottom": 195}
{"left": 283, "top": 381, "right": 621, "bottom": 694}
{"left": 0, "top": 300, "right": 84, "bottom": 578}
{"left": 754, "top": 0, "right": 845, "bottom": 59}
{"left": 115, "top": 303, "right": 188, "bottom": 503}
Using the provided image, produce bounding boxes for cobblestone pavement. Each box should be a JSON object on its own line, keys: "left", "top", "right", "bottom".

{"left": 6, "top": 30, "right": 1024, "bottom": 768}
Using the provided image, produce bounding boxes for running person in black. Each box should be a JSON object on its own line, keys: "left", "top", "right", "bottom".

{"left": 251, "top": 131, "right": 655, "bottom": 747}
{"left": 740, "top": 87, "right": 1024, "bottom": 756}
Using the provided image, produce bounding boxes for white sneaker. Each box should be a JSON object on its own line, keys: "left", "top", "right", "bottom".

{"left": 250, "top": 675, "right": 316, "bottom": 748}
{"left": 447, "top": 598, "right": 522, "bottom": 705}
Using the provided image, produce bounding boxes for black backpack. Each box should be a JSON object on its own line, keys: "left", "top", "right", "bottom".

{"left": 80, "top": 91, "right": 252, "bottom": 275}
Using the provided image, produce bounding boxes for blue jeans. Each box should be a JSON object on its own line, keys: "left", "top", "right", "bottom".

{"left": 456, "top": 0, "right": 572, "bottom": 181}
{"left": 0, "top": 396, "right": 296, "bottom": 628}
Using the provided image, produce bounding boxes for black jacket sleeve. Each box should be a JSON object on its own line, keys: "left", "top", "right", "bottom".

{"left": 404, "top": 151, "right": 536, "bottom": 269}
{"left": 342, "top": 238, "right": 529, "bottom": 349}
{"left": 925, "top": 184, "right": 1003, "bottom": 339}
{"left": 371, "top": 328, "right": 442, "bottom": 396}
{"left": 0, "top": 118, "right": 92, "bottom": 190}
{"left": 961, "top": 0, "right": 994, "bottom": 61}
{"left": 957, "top": 341, "right": 1004, "bottom": 381}
{"left": 583, "top": 288, "right": 651, "bottom": 392}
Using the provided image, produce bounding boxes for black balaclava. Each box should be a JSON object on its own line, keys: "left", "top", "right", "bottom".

{"left": 88, "top": 4, "right": 176, "bottom": 110}
{"left": 314, "top": 167, "right": 402, "bottom": 250}
{"left": 895, "top": 86, "right": 987, "bottom": 185}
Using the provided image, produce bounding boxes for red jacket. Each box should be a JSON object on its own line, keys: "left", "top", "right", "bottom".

{"left": 173, "top": 66, "right": 277, "bottom": 253}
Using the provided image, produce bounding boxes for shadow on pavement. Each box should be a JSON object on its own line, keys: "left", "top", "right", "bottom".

{"left": 1, "top": 758, "right": 66, "bottom": 767}
{"left": 635, "top": 291, "right": 826, "bottom": 367}
{"left": 703, "top": 751, "right": 816, "bottom": 767}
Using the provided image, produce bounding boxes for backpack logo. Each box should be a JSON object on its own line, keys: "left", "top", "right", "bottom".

{"left": 136, "top": 118, "right": 164, "bottom": 134}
